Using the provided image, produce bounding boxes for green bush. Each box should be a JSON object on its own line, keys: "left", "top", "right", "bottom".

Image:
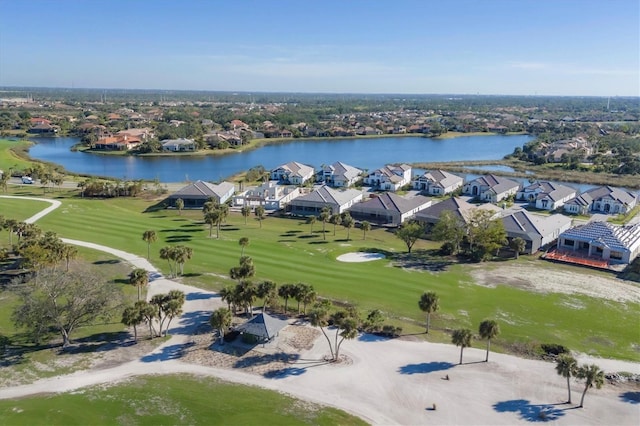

{"left": 540, "top": 343, "right": 569, "bottom": 356}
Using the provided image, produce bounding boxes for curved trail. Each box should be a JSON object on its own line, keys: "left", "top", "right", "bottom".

{"left": 0, "top": 195, "right": 638, "bottom": 425}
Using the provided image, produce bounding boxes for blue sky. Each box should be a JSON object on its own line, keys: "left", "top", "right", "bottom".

{"left": 0, "top": 0, "right": 638, "bottom": 96}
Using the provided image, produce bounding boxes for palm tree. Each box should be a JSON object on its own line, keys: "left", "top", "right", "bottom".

{"left": 278, "top": 283, "right": 295, "bottom": 314}
{"left": 509, "top": 237, "right": 526, "bottom": 259}
{"left": 236, "top": 280, "right": 257, "bottom": 316}
{"left": 452, "top": 328, "right": 473, "bottom": 365}
{"left": 210, "top": 308, "right": 232, "bottom": 344}
{"left": 342, "top": 213, "right": 354, "bottom": 241}
{"left": 361, "top": 221, "right": 371, "bottom": 240}
{"left": 61, "top": 244, "right": 78, "bottom": 272}
{"left": 255, "top": 205, "right": 265, "bottom": 228}
{"left": 306, "top": 216, "right": 317, "bottom": 235}
{"left": 205, "top": 210, "right": 221, "bottom": 238}
{"left": 0, "top": 172, "right": 9, "bottom": 193}
{"left": 129, "top": 268, "right": 149, "bottom": 301}
{"left": 329, "top": 213, "right": 341, "bottom": 236}
{"left": 239, "top": 237, "right": 250, "bottom": 257}
{"left": 142, "top": 230, "right": 157, "bottom": 260}
{"left": 556, "top": 354, "right": 578, "bottom": 404}
{"left": 256, "top": 280, "right": 278, "bottom": 312}
{"left": 241, "top": 205, "right": 252, "bottom": 224}
{"left": 174, "top": 245, "right": 193, "bottom": 276}
{"left": 219, "top": 284, "right": 236, "bottom": 311}
{"left": 478, "top": 319, "right": 500, "bottom": 362}
{"left": 121, "top": 305, "right": 144, "bottom": 342}
{"left": 318, "top": 207, "right": 331, "bottom": 240}
{"left": 175, "top": 198, "right": 184, "bottom": 215}
{"left": 418, "top": 291, "right": 439, "bottom": 333}
{"left": 159, "top": 246, "right": 174, "bottom": 277}
{"left": 576, "top": 364, "right": 605, "bottom": 408}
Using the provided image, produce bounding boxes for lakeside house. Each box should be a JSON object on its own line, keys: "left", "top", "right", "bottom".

{"left": 563, "top": 186, "right": 638, "bottom": 215}
{"left": 462, "top": 174, "right": 520, "bottom": 203}
{"left": 516, "top": 181, "right": 576, "bottom": 211}
{"left": 412, "top": 170, "right": 464, "bottom": 195}
{"left": 363, "top": 164, "right": 412, "bottom": 191}
{"left": 414, "top": 197, "right": 502, "bottom": 227}
{"left": 270, "top": 161, "right": 315, "bottom": 185}
{"left": 320, "top": 162, "right": 363, "bottom": 188}
{"left": 167, "top": 180, "right": 235, "bottom": 208}
{"left": 161, "top": 138, "right": 197, "bottom": 152}
{"left": 92, "top": 135, "right": 142, "bottom": 151}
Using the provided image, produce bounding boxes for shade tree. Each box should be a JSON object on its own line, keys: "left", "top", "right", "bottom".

{"left": 395, "top": 221, "right": 424, "bottom": 253}
{"left": 418, "top": 291, "right": 439, "bottom": 333}
{"left": 478, "top": 319, "right": 500, "bottom": 362}
{"left": 451, "top": 328, "right": 473, "bottom": 365}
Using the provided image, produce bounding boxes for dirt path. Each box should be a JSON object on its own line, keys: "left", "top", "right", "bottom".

{"left": 0, "top": 195, "right": 638, "bottom": 425}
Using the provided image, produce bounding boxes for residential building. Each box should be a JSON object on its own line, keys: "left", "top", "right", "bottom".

{"left": 564, "top": 186, "right": 638, "bottom": 215}
{"left": 413, "top": 170, "right": 464, "bottom": 196}
{"left": 462, "top": 174, "right": 520, "bottom": 203}
{"left": 270, "top": 161, "right": 315, "bottom": 185}
{"left": 349, "top": 192, "right": 432, "bottom": 226}
{"left": 501, "top": 209, "right": 572, "bottom": 254}
{"left": 556, "top": 222, "right": 640, "bottom": 265}
{"left": 92, "top": 135, "right": 142, "bottom": 151}
{"left": 414, "top": 197, "right": 502, "bottom": 227}
{"left": 161, "top": 138, "right": 196, "bottom": 152}
{"left": 167, "top": 180, "right": 235, "bottom": 208}
{"left": 232, "top": 181, "right": 301, "bottom": 210}
{"left": 516, "top": 181, "right": 576, "bottom": 210}
{"left": 364, "top": 164, "right": 412, "bottom": 191}
{"left": 321, "top": 162, "right": 363, "bottom": 188}
{"left": 288, "top": 185, "right": 363, "bottom": 215}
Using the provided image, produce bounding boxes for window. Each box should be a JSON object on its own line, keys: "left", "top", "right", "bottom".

{"left": 610, "top": 251, "right": 623, "bottom": 260}
{"left": 564, "top": 239, "right": 575, "bottom": 247}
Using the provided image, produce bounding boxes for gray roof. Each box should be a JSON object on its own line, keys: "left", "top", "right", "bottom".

{"left": 272, "top": 161, "right": 315, "bottom": 178}
{"left": 161, "top": 138, "right": 195, "bottom": 147}
{"left": 235, "top": 313, "right": 289, "bottom": 340}
{"left": 350, "top": 192, "right": 431, "bottom": 215}
{"left": 415, "top": 197, "right": 501, "bottom": 224}
{"left": 421, "top": 170, "right": 463, "bottom": 188}
{"left": 168, "top": 180, "right": 234, "bottom": 200}
{"left": 326, "top": 161, "right": 362, "bottom": 181}
{"left": 501, "top": 209, "right": 571, "bottom": 240}
{"left": 561, "top": 221, "right": 640, "bottom": 252}
{"left": 469, "top": 174, "right": 520, "bottom": 194}
{"left": 522, "top": 181, "right": 576, "bottom": 202}
{"left": 567, "top": 185, "right": 637, "bottom": 208}
{"left": 295, "top": 185, "right": 362, "bottom": 206}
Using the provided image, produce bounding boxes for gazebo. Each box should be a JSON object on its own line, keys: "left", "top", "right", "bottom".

{"left": 235, "top": 313, "right": 289, "bottom": 344}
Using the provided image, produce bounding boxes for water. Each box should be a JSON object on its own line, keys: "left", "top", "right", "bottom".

{"left": 28, "top": 134, "right": 534, "bottom": 182}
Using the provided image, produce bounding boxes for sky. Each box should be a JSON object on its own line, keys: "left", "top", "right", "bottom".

{"left": 0, "top": 0, "right": 638, "bottom": 96}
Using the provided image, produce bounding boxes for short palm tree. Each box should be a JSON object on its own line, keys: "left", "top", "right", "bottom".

{"left": 555, "top": 354, "right": 578, "bottom": 404}
{"left": 576, "top": 364, "right": 605, "bottom": 408}
{"left": 478, "top": 319, "right": 500, "bottom": 362}
{"left": 210, "top": 308, "right": 232, "bottom": 345}
{"left": 142, "top": 230, "right": 157, "bottom": 260}
{"left": 239, "top": 237, "right": 249, "bottom": 257}
{"left": 361, "top": 221, "right": 371, "bottom": 240}
{"left": 129, "top": 268, "right": 149, "bottom": 301}
{"left": 452, "top": 328, "right": 473, "bottom": 365}
{"left": 418, "top": 291, "right": 439, "bottom": 333}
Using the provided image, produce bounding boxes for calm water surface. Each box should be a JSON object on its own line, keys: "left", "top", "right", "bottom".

{"left": 28, "top": 135, "right": 534, "bottom": 182}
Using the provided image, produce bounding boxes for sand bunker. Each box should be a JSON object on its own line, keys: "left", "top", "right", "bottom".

{"left": 336, "top": 252, "right": 386, "bottom": 262}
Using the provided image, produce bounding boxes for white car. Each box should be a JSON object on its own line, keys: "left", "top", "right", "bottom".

{"left": 21, "top": 176, "right": 34, "bottom": 184}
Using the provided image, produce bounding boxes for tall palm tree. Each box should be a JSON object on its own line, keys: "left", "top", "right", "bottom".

{"left": 219, "top": 284, "right": 235, "bottom": 311}
{"left": 342, "top": 213, "right": 354, "bottom": 241}
{"left": 329, "top": 213, "right": 341, "bottom": 236}
{"left": 256, "top": 280, "right": 278, "bottom": 312}
{"left": 478, "top": 319, "right": 500, "bottom": 362}
{"left": 175, "top": 198, "right": 184, "bottom": 215}
{"left": 576, "top": 364, "right": 605, "bottom": 408}
{"left": 121, "top": 305, "right": 144, "bottom": 342}
{"left": 239, "top": 237, "right": 250, "bottom": 257}
{"left": 318, "top": 207, "right": 331, "bottom": 240}
{"left": 452, "top": 328, "right": 473, "bottom": 365}
{"left": 210, "top": 308, "right": 232, "bottom": 344}
{"left": 418, "top": 291, "right": 439, "bottom": 333}
{"left": 241, "top": 205, "right": 252, "bottom": 225}
{"left": 255, "top": 205, "right": 265, "bottom": 228}
{"left": 129, "top": 268, "right": 149, "bottom": 301}
{"left": 205, "top": 210, "right": 221, "bottom": 238}
{"left": 361, "top": 221, "right": 371, "bottom": 240}
{"left": 555, "top": 354, "right": 578, "bottom": 404}
{"left": 142, "top": 230, "right": 157, "bottom": 260}
{"left": 159, "top": 246, "right": 174, "bottom": 277}
{"left": 278, "top": 283, "right": 295, "bottom": 314}
{"left": 306, "top": 216, "right": 317, "bottom": 235}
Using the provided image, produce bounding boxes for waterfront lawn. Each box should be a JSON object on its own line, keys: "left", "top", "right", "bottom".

{"left": 0, "top": 139, "right": 33, "bottom": 172}
{"left": 4, "top": 196, "right": 640, "bottom": 361}
{"left": 0, "top": 374, "right": 366, "bottom": 426}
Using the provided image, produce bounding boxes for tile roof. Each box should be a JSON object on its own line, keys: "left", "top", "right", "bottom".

{"left": 561, "top": 221, "right": 640, "bottom": 252}
{"left": 296, "top": 185, "right": 362, "bottom": 206}
{"left": 169, "top": 180, "right": 234, "bottom": 199}
{"left": 350, "top": 193, "right": 431, "bottom": 214}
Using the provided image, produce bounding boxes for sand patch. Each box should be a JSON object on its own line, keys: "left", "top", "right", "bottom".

{"left": 336, "top": 252, "right": 386, "bottom": 263}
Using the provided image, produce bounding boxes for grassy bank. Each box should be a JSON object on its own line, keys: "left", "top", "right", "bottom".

{"left": 0, "top": 374, "right": 365, "bottom": 425}
{"left": 2, "top": 194, "right": 637, "bottom": 361}
{"left": 0, "top": 139, "right": 34, "bottom": 172}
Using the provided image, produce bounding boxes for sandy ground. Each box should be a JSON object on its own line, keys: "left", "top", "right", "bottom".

{"left": 336, "top": 252, "right": 386, "bottom": 262}
{"left": 1, "top": 196, "right": 638, "bottom": 425}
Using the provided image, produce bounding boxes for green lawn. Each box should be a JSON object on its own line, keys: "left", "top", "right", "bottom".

{"left": 1, "top": 195, "right": 639, "bottom": 361}
{"left": 0, "top": 198, "right": 51, "bottom": 222}
{"left": 0, "top": 139, "right": 33, "bottom": 173}
{"left": 0, "top": 374, "right": 365, "bottom": 425}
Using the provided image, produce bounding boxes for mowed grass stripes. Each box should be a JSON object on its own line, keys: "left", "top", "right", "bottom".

{"left": 4, "top": 196, "right": 639, "bottom": 361}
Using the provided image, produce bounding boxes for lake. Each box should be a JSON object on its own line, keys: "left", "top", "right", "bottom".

{"left": 27, "top": 134, "right": 534, "bottom": 183}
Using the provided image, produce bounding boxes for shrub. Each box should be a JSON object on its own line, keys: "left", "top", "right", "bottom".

{"left": 540, "top": 343, "right": 569, "bottom": 356}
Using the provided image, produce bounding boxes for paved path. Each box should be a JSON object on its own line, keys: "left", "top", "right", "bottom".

{"left": 0, "top": 195, "right": 638, "bottom": 425}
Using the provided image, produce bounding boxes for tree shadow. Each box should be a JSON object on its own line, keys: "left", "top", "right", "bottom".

{"left": 358, "top": 333, "right": 389, "bottom": 342}
{"left": 492, "top": 400, "right": 566, "bottom": 422}
{"left": 180, "top": 272, "right": 201, "bottom": 278}
{"left": 186, "top": 292, "right": 218, "bottom": 301}
{"left": 140, "top": 342, "right": 195, "bottom": 362}
{"left": 165, "top": 236, "right": 192, "bottom": 243}
{"left": 263, "top": 366, "right": 307, "bottom": 379}
{"left": 234, "top": 352, "right": 300, "bottom": 369}
{"left": 308, "top": 241, "right": 329, "bottom": 245}
{"left": 92, "top": 259, "right": 121, "bottom": 265}
{"left": 398, "top": 361, "right": 455, "bottom": 374}
{"left": 620, "top": 391, "right": 640, "bottom": 404}
{"left": 297, "top": 235, "right": 317, "bottom": 239}
{"left": 167, "top": 310, "right": 212, "bottom": 335}
{"left": 277, "top": 239, "right": 297, "bottom": 243}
